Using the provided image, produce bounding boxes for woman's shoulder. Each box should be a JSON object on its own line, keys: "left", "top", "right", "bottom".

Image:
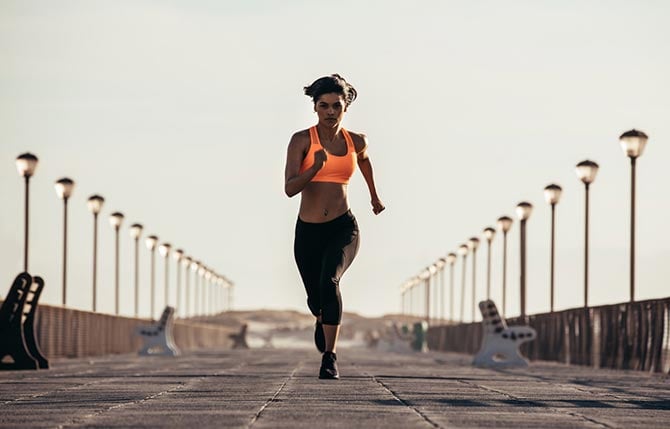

{"left": 344, "top": 129, "right": 368, "bottom": 152}
{"left": 289, "top": 128, "right": 311, "bottom": 145}
{"left": 287, "top": 128, "right": 312, "bottom": 155}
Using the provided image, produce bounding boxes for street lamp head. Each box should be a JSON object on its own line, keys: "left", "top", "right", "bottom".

{"left": 182, "top": 255, "right": 192, "bottom": 267}
{"left": 619, "top": 129, "right": 648, "bottom": 158}
{"left": 87, "top": 195, "right": 105, "bottom": 214}
{"left": 483, "top": 227, "right": 496, "bottom": 242}
{"left": 544, "top": 184, "right": 563, "bottom": 205}
{"left": 419, "top": 268, "right": 431, "bottom": 280}
{"left": 109, "top": 212, "right": 124, "bottom": 229}
{"left": 497, "top": 216, "right": 513, "bottom": 233}
{"left": 436, "top": 257, "right": 447, "bottom": 269}
{"left": 198, "top": 264, "right": 207, "bottom": 276}
{"left": 173, "top": 248, "right": 184, "bottom": 261}
{"left": 145, "top": 235, "right": 158, "bottom": 250}
{"left": 576, "top": 160, "right": 599, "bottom": 185}
{"left": 205, "top": 270, "right": 213, "bottom": 280}
{"left": 457, "top": 244, "right": 469, "bottom": 256}
{"left": 191, "top": 260, "right": 200, "bottom": 271}
{"left": 129, "top": 223, "right": 143, "bottom": 239}
{"left": 428, "top": 264, "right": 438, "bottom": 275}
{"left": 54, "top": 177, "right": 75, "bottom": 200}
{"left": 158, "top": 242, "right": 171, "bottom": 258}
{"left": 515, "top": 202, "right": 533, "bottom": 221}
{"left": 467, "top": 237, "right": 480, "bottom": 250}
{"left": 446, "top": 252, "right": 457, "bottom": 264}
{"left": 16, "top": 153, "right": 39, "bottom": 178}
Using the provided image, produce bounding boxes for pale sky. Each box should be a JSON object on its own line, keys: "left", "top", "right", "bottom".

{"left": 1, "top": 0, "right": 669, "bottom": 320}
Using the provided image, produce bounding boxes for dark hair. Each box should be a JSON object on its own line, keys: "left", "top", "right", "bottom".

{"left": 304, "top": 74, "right": 358, "bottom": 107}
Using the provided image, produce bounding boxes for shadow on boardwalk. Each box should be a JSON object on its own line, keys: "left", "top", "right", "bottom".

{"left": 0, "top": 347, "right": 668, "bottom": 428}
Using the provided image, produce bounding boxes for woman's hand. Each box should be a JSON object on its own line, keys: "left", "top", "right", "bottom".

{"left": 371, "top": 197, "right": 385, "bottom": 215}
{"left": 313, "top": 149, "right": 327, "bottom": 170}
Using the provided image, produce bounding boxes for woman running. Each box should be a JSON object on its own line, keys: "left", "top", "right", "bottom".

{"left": 284, "top": 74, "right": 385, "bottom": 379}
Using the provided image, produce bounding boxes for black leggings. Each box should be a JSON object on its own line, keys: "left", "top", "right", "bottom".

{"left": 294, "top": 210, "right": 360, "bottom": 325}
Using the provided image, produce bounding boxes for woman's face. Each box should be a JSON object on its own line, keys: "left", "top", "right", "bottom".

{"left": 314, "top": 92, "right": 347, "bottom": 128}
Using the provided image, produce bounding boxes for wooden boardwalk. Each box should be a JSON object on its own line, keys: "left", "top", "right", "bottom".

{"left": 0, "top": 347, "right": 668, "bottom": 428}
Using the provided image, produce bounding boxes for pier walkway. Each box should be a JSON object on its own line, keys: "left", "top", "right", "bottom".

{"left": 1, "top": 347, "right": 668, "bottom": 428}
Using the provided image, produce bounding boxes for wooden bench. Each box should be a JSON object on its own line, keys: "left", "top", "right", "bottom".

{"left": 135, "top": 306, "right": 180, "bottom": 356}
{"left": 473, "top": 300, "right": 536, "bottom": 368}
{"left": 0, "top": 272, "right": 49, "bottom": 370}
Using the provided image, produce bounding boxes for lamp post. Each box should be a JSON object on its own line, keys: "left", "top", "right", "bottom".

{"left": 129, "top": 223, "right": 143, "bottom": 317}
{"left": 213, "top": 276, "right": 219, "bottom": 315}
{"left": 197, "top": 263, "right": 206, "bottom": 317}
{"left": 218, "top": 276, "right": 226, "bottom": 313}
{"left": 182, "top": 255, "right": 192, "bottom": 318}
{"left": 515, "top": 202, "right": 533, "bottom": 318}
{"left": 188, "top": 258, "right": 198, "bottom": 317}
{"left": 16, "top": 153, "right": 38, "bottom": 272}
{"left": 408, "top": 277, "right": 415, "bottom": 316}
{"left": 406, "top": 279, "right": 414, "bottom": 315}
{"left": 109, "top": 212, "right": 125, "bottom": 314}
{"left": 412, "top": 276, "right": 419, "bottom": 317}
{"left": 429, "top": 264, "right": 438, "bottom": 323}
{"left": 457, "top": 244, "right": 469, "bottom": 323}
{"left": 145, "top": 235, "right": 158, "bottom": 319}
{"left": 496, "top": 216, "right": 513, "bottom": 318}
{"left": 204, "top": 269, "right": 213, "bottom": 316}
{"left": 158, "top": 243, "right": 171, "bottom": 309}
{"left": 55, "top": 178, "right": 75, "bottom": 306}
{"left": 483, "top": 227, "right": 496, "bottom": 301}
{"left": 228, "top": 282, "right": 234, "bottom": 312}
{"left": 419, "top": 268, "right": 431, "bottom": 323}
{"left": 619, "top": 129, "right": 648, "bottom": 303}
{"left": 446, "top": 252, "right": 457, "bottom": 322}
{"left": 173, "top": 249, "right": 184, "bottom": 316}
{"left": 576, "top": 160, "right": 599, "bottom": 308}
{"left": 436, "top": 258, "right": 447, "bottom": 323}
{"left": 192, "top": 260, "right": 201, "bottom": 316}
{"left": 544, "top": 184, "right": 562, "bottom": 312}
{"left": 467, "top": 237, "right": 480, "bottom": 322}
{"left": 87, "top": 195, "right": 104, "bottom": 311}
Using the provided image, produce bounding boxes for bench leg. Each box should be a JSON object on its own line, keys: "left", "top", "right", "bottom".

{"left": 0, "top": 330, "right": 39, "bottom": 370}
{"left": 24, "top": 315, "right": 49, "bottom": 369}
{"left": 473, "top": 337, "right": 530, "bottom": 368}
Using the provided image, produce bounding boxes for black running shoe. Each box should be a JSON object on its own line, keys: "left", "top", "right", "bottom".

{"left": 314, "top": 321, "right": 325, "bottom": 353}
{"left": 319, "top": 351, "right": 339, "bottom": 380}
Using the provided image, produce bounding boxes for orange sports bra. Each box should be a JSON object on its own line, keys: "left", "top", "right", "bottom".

{"left": 299, "top": 126, "right": 357, "bottom": 184}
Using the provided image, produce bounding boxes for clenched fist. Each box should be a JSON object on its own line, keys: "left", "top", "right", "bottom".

{"left": 371, "top": 197, "right": 385, "bottom": 215}
{"left": 313, "top": 149, "right": 327, "bottom": 170}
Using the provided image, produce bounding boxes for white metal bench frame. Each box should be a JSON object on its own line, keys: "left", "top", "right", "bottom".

{"left": 473, "top": 300, "right": 536, "bottom": 368}
{"left": 136, "top": 306, "right": 180, "bottom": 356}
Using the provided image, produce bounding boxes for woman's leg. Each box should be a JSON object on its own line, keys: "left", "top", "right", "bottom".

{"left": 294, "top": 219, "right": 325, "bottom": 319}
{"left": 320, "top": 215, "right": 360, "bottom": 352}
{"left": 323, "top": 324, "right": 340, "bottom": 352}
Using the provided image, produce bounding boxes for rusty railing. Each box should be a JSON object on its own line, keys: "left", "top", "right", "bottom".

{"left": 1, "top": 303, "right": 237, "bottom": 359}
{"left": 427, "top": 297, "right": 670, "bottom": 373}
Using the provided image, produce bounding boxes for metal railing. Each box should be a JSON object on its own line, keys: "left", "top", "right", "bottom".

{"left": 427, "top": 297, "right": 670, "bottom": 373}
{"left": 6, "top": 303, "right": 238, "bottom": 359}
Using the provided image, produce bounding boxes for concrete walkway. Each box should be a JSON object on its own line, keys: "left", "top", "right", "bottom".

{"left": 0, "top": 348, "right": 668, "bottom": 428}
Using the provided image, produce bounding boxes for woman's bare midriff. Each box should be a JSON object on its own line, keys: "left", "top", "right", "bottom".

{"left": 299, "top": 182, "right": 350, "bottom": 223}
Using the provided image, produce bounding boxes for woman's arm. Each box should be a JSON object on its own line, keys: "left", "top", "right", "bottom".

{"left": 284, "top": 131, "right": 326, "bottom": 197}
{"left": 354, "top": 134, "right": 385, "bottom": 215}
